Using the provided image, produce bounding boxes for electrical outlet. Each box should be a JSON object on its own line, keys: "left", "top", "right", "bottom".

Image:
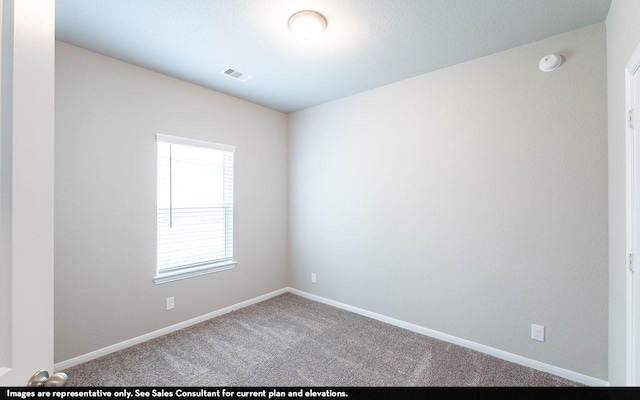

{"left": 531, "top": 324, "right": 545, "bottom": 342}
{"left": 311, "top": 273, "right": 316, "bottom": 284}
{"left": 166, "top": 296, "right": 175, "bottom": 311}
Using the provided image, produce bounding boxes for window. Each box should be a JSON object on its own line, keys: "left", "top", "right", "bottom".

{"left": 154, "top": 134, "right": 235, "bottom": 284}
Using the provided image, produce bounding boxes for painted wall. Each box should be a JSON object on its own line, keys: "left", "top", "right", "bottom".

{"left": 289, "top": 24, "right": 608, "bottom": 379}
{"left": 54, "top": 42, "right": 289, "bottom": 363}
{"left": 606, "top": 0, "right": 640, "bottom": 386}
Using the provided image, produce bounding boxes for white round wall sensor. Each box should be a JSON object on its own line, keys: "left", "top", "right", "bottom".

{"left": 539, "top": 54, "right": 564, "bottom": 72}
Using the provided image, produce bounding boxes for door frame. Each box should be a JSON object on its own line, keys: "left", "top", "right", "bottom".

{"left": 0, "top": 0, "right": 55, "bottom": 386}
{"left": 0, "top": 0, "right": 10, "bottom": 376}
{"left": 626, "top": 41, "right": 640, "bottom": 387}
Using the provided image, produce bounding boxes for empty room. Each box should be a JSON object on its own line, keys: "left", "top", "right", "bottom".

{"left": 2, "top": 0, "right": 640, "bottom": 390}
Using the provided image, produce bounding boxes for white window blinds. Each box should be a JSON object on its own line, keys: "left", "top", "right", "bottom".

{"left": 156, "top": 134, "right": 235, "bottom": 281}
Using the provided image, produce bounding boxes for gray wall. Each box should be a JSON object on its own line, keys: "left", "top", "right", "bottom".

{"left": 54, "top": 42, "right": 289, "bottom": 363}
{"left": 289, "top": 24, "right": 608, "bottom": 379}
{"left": 606, "top": 0, "right": 640, "bottom": 386}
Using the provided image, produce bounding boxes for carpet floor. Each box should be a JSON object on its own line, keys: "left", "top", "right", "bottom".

{"left": 62, "top": 293, "right": 580, "bottom": 386}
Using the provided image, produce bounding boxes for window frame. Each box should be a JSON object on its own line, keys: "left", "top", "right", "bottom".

{"left": 153, "top": 133, "right": 236, "bottom": 284}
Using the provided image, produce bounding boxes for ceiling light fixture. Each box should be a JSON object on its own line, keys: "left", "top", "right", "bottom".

{"left": 288, "top": 11, "right": 327, "bottom": 42}
{"left": 539, "top": 54, "right": 564, "bottom": 72}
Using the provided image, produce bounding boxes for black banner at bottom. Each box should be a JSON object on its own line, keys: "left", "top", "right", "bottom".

{"left": 1, "top": 387, "right": 639, "bottom": 400}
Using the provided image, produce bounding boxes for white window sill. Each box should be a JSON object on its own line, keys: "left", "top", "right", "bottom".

{"left": 153, "top": 260, "right": 236, "bottom": 285}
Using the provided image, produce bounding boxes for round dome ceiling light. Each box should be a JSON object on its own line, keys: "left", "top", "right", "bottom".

{"left": 288, "top": 11, "right": 327, "bottom": 42}
{"left": 539, "top": 54, "right": 564, "bottom": 72}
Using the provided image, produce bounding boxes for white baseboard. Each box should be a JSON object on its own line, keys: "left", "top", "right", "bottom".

{"left": 55, "top": 286, "right": 609, "bottom": 387}
{"left": 54, "top": 288, "right": 288, "bottom": 371}
{"left": 288, "top": 288, "right": 609, "bottom": 387}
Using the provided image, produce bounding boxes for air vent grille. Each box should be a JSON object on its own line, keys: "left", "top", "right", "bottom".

{"left": 221, "top": 67, "right": 253, "bottom": 82}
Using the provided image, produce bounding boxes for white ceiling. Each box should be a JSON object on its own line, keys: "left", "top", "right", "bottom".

{"left": 55, "top": 0, "right": 612, "bottom": 113}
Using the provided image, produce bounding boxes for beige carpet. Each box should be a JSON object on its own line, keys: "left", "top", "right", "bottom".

{"left": 62, "top": 293, "right": 580, "bottom": 386}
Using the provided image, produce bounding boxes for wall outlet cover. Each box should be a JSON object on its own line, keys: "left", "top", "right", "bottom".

{"left": 531, "top": 324, "right": 545, "bottom": 342}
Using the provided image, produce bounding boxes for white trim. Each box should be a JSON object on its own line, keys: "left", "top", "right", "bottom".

{"left": 0, "top": 0, "right": 11, "bottom": 373}
{"left": 155, "top": 133, "right": 236, "bottom": 153}
{"left": 54, "top": 288, "right": 287, "bottom": 371}
{"left": 626, "top": 41, "right": 640, "bottom": 387}
{"left": 54, "top": 286, "right": 609, "bottom": 386}
{"left": 288, "top": 288, "right": 609, "bottom": 387}
{"left": 153, "top": 260, "right": 237, "bottom": 284}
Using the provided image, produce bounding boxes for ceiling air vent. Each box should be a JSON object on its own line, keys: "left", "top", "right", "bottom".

{"left": 221, "top": 67, "right": 253, "bottom": 82}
